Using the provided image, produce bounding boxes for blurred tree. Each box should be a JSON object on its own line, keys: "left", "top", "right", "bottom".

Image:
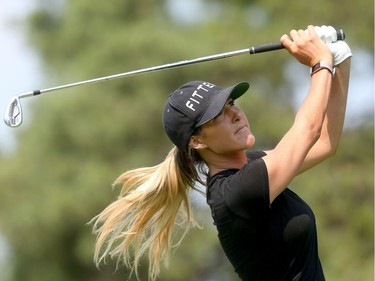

{"left": 0, "top": 0, "right": 373, "bottom": 280}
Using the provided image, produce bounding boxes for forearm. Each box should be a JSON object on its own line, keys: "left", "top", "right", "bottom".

{"left": 297, "top": 58, "right": 351, "bottom": 174}
{"left": 295, "top": 68, "right": 333, "bottom": 134}
{"left": 298, "top": 58, "right": 350, "bottom": 174}
{"left": 317, "top": 58, "right": 351, "bottom": 152}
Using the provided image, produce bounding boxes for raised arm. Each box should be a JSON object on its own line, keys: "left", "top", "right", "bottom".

{"left": 297, "top": 38, "right": 352, "bottom": 173}
{"left": 262, "top": 26, "right": 335, "bottom": 203}
{"left": 298, "top": 56, "right": 351, "bottom": 174}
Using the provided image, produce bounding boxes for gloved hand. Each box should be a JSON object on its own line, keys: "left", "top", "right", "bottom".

{"left": 327, "top": 40, "right": 352, "bottom": 65}
{"left": 313, "top": 25, "right": 338, "bottom": 43}
{"left": 308, "top": 25, "right": 352, "bottom": 65}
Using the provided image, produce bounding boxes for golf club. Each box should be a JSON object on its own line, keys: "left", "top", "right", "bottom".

{"left": 4, "top": 29, "right": 345, "bottom": 128}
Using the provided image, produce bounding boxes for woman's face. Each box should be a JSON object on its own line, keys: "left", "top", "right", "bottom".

{"left": 192, "top": 99, "right": 255, "bottom": 155}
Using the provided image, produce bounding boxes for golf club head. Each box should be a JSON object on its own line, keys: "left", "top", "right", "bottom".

{"left": 4, "top": 96, "right": 23, "bottom": 127}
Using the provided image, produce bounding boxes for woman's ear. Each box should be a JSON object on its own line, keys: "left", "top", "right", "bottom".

{"left": 189, "top": 135, "right": 207, "bottom": 150}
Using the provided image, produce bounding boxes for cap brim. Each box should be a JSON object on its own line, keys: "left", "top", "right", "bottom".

{"left": 195, "top": 82, "right": 249, "bottom": 127}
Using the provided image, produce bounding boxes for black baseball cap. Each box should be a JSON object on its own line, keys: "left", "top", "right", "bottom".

{"left": 162, "top": 80, "right": 250, "bottom": 152}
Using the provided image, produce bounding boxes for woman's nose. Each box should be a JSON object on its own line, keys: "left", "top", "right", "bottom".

{"left": 230, "top": 106, "right": 241, "bottom": 122}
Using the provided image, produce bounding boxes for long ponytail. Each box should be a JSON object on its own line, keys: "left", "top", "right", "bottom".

{"left": 91, "top": 146, "right": 205, "bottom": 280}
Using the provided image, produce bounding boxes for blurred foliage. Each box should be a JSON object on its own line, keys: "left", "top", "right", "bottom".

{"left": 0, "top": 0, "right": 373, "bottom": 280}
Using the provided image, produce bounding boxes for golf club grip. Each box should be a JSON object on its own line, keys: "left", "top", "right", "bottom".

{"left": 250, "top": 29, "right": 345, "bottom": 54}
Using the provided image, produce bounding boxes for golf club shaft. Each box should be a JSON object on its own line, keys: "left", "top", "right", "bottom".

{"left": 19, "top": 48, "right": 251, "bottom": 99}
{"left": 18, "top": 47, "right": 265, "bottom": 99}
{"left": 16, "top": 28, "right": 345, "bottom": 99}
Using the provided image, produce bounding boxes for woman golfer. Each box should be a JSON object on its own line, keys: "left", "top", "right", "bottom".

{"left": 92, "top": 25, "right": 352, "bottom": 281}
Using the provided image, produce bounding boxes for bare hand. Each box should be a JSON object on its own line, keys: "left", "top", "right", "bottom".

{"left": 280, "top": 25, "right": 333, "bottom": 67}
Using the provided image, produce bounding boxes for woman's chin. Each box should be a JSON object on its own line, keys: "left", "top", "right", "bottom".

{"left": 246, "top": 134, "right": 256, "bottom": 148}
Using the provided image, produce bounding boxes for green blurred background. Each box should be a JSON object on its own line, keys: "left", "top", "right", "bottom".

{"left": 0, "top": 0, "right": 373, "bottom": 280}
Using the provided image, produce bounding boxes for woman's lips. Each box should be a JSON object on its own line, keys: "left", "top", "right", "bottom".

{"left": 235, "top": 125, "right": 248, "bottom": 134}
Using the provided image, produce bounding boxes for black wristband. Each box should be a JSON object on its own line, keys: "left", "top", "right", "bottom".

{"left": 310, "top": 61, "right": 335, "bottom": 77}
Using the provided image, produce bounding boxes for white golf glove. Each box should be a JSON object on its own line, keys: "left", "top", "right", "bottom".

{"left": 327, "top": 40, "right": 352, "bottom": 65}
{"left": 308, "top": 25, "right": 353, "bottom": 65}
{"left": 313, "top": 25, "right": 338, "bottom": 43}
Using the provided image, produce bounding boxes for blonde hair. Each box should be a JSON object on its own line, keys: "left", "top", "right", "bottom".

{"left": 91, "top": 146, "right": 205, "bottom": 280}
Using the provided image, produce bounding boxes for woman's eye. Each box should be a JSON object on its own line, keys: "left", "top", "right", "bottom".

{"left": 214, "top": 100, "right": 235, "bottom": 120}
{"left": 215, "top": 110, "right": 223, "bottom": 118}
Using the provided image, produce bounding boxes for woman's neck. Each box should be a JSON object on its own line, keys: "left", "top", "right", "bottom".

{"left": 203, "top": 150, "right": 248, "bottom": 176}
